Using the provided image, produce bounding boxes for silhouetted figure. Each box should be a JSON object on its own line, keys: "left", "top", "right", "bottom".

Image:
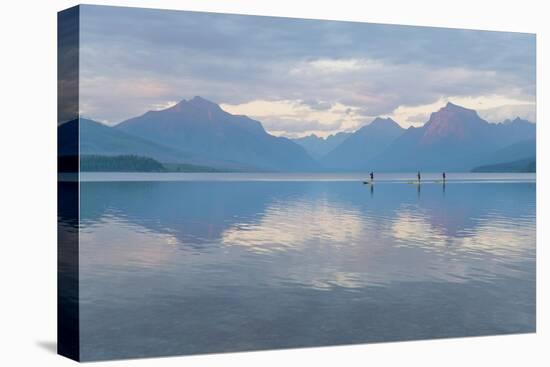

{"left": 370, "top": 171, "right": 374, "bottom": 182}
{"left": 417, "top": 171, "right": 421, "bottom": 183}
{"left": 442, "top": 172, "right": 446, "bottom": 182}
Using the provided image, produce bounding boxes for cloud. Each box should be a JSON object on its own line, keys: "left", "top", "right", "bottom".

{"left": 295, "top": 58, "right": 378, "bottom": 74}
{"left": 388, "top": 95, "right": 536, "bottom": 127}
{"left": 221, "top": 99, "right": 365, "bottom": 137}
{"left": 301, "top": 99, "right": 333, "bottom": 111}
{"left": 406, "top": 113, "right": 431, "bottom": 126}
{"left": 478, "top": 104, "right": 536, "bottom": 123}
{"left": 77, "top": 5, "right": 536, "bottom": 135}
{"left": 261, "top": 118, "right": 344, "bottom": 134}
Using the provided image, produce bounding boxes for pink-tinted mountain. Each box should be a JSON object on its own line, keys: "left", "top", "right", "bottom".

{"left": 366, "top": 103, "right": 535, "bottom": 171}
{"left": 60, "top": 99, "right": 535, "bottom": 172}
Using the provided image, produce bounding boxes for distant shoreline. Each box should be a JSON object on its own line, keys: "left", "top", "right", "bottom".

{"left": 60, "top": 172, "right": 536, "bottom": 184}
{"left": 59, "top": 153, "right": 536, "bottom": 175}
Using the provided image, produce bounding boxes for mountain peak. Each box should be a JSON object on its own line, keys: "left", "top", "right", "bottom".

{"left": 189, "top": 96, "right": 217, "bottom": 106}
{"left": 445, "top": 101, "right": 459, "bottom": 108}
{"left": 441, "top": 101, "right": 473, "bottom": 112}
{"left": 511, "top": 117, "right": 533, "bottom": 125}
{"left": 422, "top": 102, "right": 487, "bottom": 144}
{"left": 429, "top": 101, "right": 479, "bottom": 120}
{"left": 370, "top": 117, "right": 399, "bottom": 127}
{"left": 171, "top": 96, "right": 222, "bottom": 112}
{"left": 357, "top": 117, "right": 403, "bottom": 134}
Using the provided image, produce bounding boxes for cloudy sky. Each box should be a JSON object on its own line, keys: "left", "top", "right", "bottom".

{"left": 79, "top": 5, "right": 536, "bottom": 138}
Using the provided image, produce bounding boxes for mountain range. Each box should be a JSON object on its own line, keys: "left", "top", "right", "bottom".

{"left": 292, "top": 132, "right": 351, "bottom": 159}
{"left": 293, "top": 103, "right": 535, "bottom": 172}
{"left": 365, "top": 103, "right": 535, "bottom": 171}
{"left": 321, "top": 117, "right": 405, "bottom": 171}
{"left": 58, "top": 97, "right": 535, "bottom": 172}
{"left": 115, "top": 96, "right": 318, "bottom": 171}
{"left": 59, "top": 117, "right": 191, "bottom": 163}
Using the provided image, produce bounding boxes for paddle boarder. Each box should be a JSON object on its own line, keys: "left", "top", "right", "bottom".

{"left": 417, "top": 171, "right": 421, "bottom": 183}
{"left": 369, "top": 171, "right": 374, "bottom": 183}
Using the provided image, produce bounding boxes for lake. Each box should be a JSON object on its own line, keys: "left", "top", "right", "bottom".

{"left": 63, "top": 173, "right": 536, "bottom": 360}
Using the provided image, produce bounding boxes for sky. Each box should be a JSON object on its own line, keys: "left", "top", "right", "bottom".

{"left": 78, "top": 5, "right": 536, "bottom": 138}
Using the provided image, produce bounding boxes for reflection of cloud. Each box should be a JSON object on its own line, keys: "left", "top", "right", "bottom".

{"left": 222, "top": 199, "right": 365, "bottom": 253}
{"left": 390, "top": 207, "right": 535, "bottom": 257}
{"left": 221, "top": 197, "right": 534, "bottom": 290}
{"left": 391, "top": 209, "right": 450, "bottom": 248}
{"left": 80, "top": 193, "right": 535, "bottom": 293}
{"left": 80, "top": 215, "right": 180, "bottom": 269}
{"left": 284, "top": 270, "right": 367, "bottom": 291}
{"left": 460, "top": 219, "right": 535, "bottom": 256}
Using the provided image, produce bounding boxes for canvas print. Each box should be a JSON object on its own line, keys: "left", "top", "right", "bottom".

{"left": 58, "top": 5, "right": 536, "bottom": 362}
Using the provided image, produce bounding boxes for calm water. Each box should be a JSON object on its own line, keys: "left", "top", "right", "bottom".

{"left": 69, "top": 173, "right": 536, "bottom": 360}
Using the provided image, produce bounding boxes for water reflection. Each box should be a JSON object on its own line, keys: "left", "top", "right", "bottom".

{"left": 78, "top": 178, "right": 536, "bottom": 360}
{"left": 222, "top": 198, "right": 366, "bottom": 253}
